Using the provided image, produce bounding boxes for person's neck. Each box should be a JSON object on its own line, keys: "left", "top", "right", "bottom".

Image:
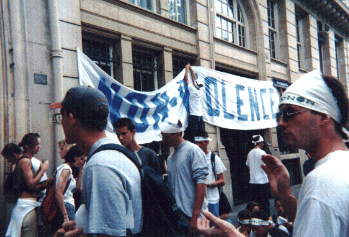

{"left": 23, "top": 152, "right": 33, "bottom": 159}
{"left": 307, "top": 134, "right": 348, "bottom": 163}
{"left": 173, "top": 137, "right": 185, "bottom": 149}
{"left": 75, "top": 130, "right": 107, "bottom": 156}
{"left": 203, "top": 148, "right": 209, "bottom": 155}
{"left": 126, "top": 142, "right": 142, "bottom": 153}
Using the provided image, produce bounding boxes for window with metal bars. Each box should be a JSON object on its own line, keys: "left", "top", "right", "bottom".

{"left": 132, "top": 48, "right": 159, "bottom": 91}
{"left": 82, "top": 38, "right": 115, "bottom": 76}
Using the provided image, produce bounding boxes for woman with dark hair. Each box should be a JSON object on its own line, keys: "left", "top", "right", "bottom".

{"left": 54, "top": 145, "right": 85, "bottom": 231}
{"left": 19, "top": 133, "right": 49, "bottom": 202}
{"left": 2, "top": 143, "right": 49, "bottom": 236}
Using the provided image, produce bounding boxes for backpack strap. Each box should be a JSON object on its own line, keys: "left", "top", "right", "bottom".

{"left": 211, "top": 152, "right": 216, "bottom": 180}
{"left": 89, "top": 143, "right": 142, "bottom": 171}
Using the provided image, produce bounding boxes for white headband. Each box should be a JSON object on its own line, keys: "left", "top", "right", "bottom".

{"left": 252, "top": 135, "right": 264, "bottom": 145}
{"left": 238, "top": 219, "right": 251, "bottom": 225}
{"left": 194, "top": 136, "right": 212, "bottom": 142}
{"left": 280, "top": 70, "right": 341, "bottom": 123}
{"left": 250, "top": 218, "right": 270, "bottom": 226}
{"left": 160, "top": 119, "right": 183, "bottom": 133}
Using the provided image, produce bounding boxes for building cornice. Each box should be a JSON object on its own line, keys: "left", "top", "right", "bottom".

{"left": 299, "top": 0, "right": 349, "bottom": 36}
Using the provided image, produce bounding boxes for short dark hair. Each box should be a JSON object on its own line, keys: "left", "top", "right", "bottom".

{"left": 268, "top": 227, "right": 289, "bottom": 237}
{"left": 18, "top": 133, "right": 40, "bottom": 151}
{"left": 2, "top": 143, "right": 22, "bottom": 157}
{"left": 196, "top": 130, "right": 209, "bottom": 138}
{"left": 64, "top": 145, "right": 83, "bottom": 164}
{"left": 238, "top": 210, "right": 251, "bottom": 222}
{"left": 113, "top": 117, "right": 136, "bottom": 132}
{"left": 246, "top": 201, "right": 261, "bottom": 212}
{"left": 68, "top": 105, "right": 109, "bottom": 131}
{"left": 322, "top": 75, "right": 348, "bottom": 139}
{"left": 251, "top": 210, "right": 269, "bottom": 221}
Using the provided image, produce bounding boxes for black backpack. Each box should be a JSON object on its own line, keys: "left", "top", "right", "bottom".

{"left": 91, "top": 143, "right": 182, "bottom": 236}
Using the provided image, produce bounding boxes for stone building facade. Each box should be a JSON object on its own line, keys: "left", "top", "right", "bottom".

{"left": 1, "top": 0, "right": 349, "bottom": 233}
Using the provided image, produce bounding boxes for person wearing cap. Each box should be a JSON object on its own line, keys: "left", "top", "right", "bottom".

{"left": 113, "top": 117, "right": 165, "bottom": 175}
{"left": 160, "top": 117, "right": 208, "bottom": 236}
{"left": 49, "top": 86, "right": 142, "bottom": 236}
{"left": 194, "top": 131, "right": 227, "bottom": 218}
{"left": 183, "top": 63, "right": 205, "bottom": 143}
{"left": 246, "top": 135, "right": 270, "bottom": 216}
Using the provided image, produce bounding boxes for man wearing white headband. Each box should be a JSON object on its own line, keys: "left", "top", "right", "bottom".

{"left": 246, "top": 135, "right": 270, "bottom": 216}
{"left": 160, "top": 117, "right": 208, "bottom": 236}
{"left": 262, "top": 71, "right": 349, "bottom": 236}
{"left": 194, "top": 131, "right": 227, "bottom": 218}
{"left": 196, "top": 72, "right": 349, "bottom": 237}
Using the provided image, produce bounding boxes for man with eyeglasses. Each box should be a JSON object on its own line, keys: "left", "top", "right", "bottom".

{"left": 262, "top": 70, "right": 349, "bottom": 236}
{"left": 50, "top": 86, "right": 143, "bottom": 237}
{"left": 160, "top": 117, "right": 208, "bottom": 236}
{"left": 196, "top": 70, "right": 349, "bottom": 237}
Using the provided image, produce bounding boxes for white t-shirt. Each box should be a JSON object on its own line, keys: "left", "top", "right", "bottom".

{"left": 55, "top": 164, "right": 76, "bottom": 206}
{"left": 31, "top": 157, "right": 48, "bottom": 203}
{"left": 246, "top": 148, "right": 268, "bottom": 184}
{"left": 188, "top": 83, "right": 204, "bottom": 116}
{"left": 293, "top": 150, "right": 349, "bottom": 237}
{"left": 205, "top": 152, "right": 227, "bottom": 204}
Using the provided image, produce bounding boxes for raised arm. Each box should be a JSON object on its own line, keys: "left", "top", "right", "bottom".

{"left": 261, "top": 154, "right": 298, "bottom": 222}
{"left": 184, "top": 63, "right": 191, "bottom": 85}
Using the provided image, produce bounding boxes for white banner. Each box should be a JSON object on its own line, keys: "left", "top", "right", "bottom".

{"left": 77, "top": 49, "right": 279, "bottom": 144}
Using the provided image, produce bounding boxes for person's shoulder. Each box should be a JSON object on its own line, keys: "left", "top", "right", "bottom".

{"left": 140, "top": 146, "right": 157, "bottom": 156}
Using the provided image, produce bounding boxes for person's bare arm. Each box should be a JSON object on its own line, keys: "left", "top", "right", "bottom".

{"left": 184, "top": 63, "right": 191, "bottom": 85}
{"left": 261, "top": 154, "right": 298, "bottom": 222}
{"left": 56, "top": 169, "right": 71, "bottom": 223}
{"left": 190, "top": 183, "right": 207, "bottom": 234}
{"left": 188, "top": 64, "right": 198, "bottom": 84}
{"left": 208, "top": 173, "right": 225, "bottom": 188}
{"left": 20, "top": 159, "right": 49, "bottom": 190}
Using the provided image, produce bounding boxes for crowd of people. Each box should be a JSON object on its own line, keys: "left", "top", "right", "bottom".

{"left": 2, "top": 67, "right": 349, "bottom": 237}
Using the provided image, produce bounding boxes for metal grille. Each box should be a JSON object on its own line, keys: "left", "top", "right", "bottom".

{"left": 132, "top": 49, "right": 158, "bottom": 91}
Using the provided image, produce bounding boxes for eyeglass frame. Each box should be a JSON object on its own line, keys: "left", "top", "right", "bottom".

{"left": 276, "top": 109, "right": 308, "bottom": 122}
{"left": 53, "top": 113, "right": 62, "bottom": 124}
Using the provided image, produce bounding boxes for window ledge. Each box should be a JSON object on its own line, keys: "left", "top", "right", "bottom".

{"left": 214, "top": 37, "right": 257, "bottom": 55}
{"left": 271, "top": 58, "right": 288, "bottom": 66}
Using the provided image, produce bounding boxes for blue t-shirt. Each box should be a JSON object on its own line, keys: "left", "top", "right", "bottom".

{"left": 83, "top": 138, "right": 143, "bottom": 236}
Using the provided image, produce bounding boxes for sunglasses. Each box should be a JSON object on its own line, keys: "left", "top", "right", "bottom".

{"left": 276, "top": 108, "right": 308, "bottom": 122}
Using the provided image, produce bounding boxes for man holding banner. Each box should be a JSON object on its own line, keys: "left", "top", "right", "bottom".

{"left": 183, "top": 63, "right": 205, "bottom": 143}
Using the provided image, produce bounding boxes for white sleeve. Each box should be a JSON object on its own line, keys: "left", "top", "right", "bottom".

{"left": 215, "top": 156, "right": 227, "bottom": 174}
{"left": 294, "top": 198, "right": 348, "bottom": 237}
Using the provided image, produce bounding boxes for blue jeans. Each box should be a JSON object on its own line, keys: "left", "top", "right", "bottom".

{"left": 208, "top": 202, "right": 219, "bottom": 217}
{"left": 65, "top": 202, "right": 75, "bottom": 221}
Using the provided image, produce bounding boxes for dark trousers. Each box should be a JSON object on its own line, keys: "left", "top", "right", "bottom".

{"left": 183, "top": 115, "right": 205, "bottom": 143}
{"left": 249, "top": 183, "right": 270, "bottom": 216}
